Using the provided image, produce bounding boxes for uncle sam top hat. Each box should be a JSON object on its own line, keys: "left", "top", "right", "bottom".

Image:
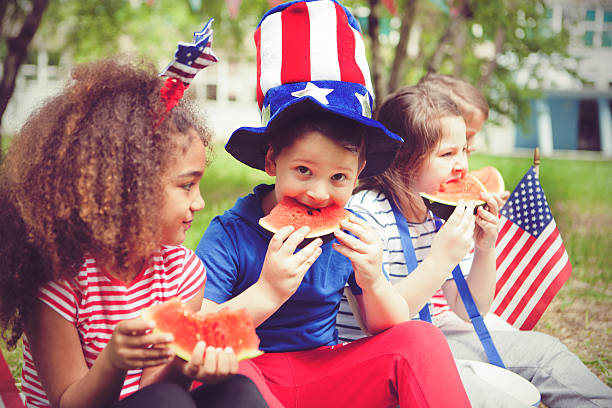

{"left": 225, "top": 0, "right": 402, "bottom": 178}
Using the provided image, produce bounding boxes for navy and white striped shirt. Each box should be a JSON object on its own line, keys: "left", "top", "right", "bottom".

{"left": 336, "top": 189, "right": 473, "bottom": 342}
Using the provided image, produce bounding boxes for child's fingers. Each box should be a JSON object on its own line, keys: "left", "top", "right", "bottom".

{"left": 338, "top": 216, "right": 377, "bottom": 244}
{"left": 479, "top": 192, "right": 499, "bottom": 216}
{"left": 295, "top": 238, "right": 323, "bottom": 262}
{"left": 215, "top": 347, "right": 238, "bottom": 377}
{"left": 202, "top": 346, "right": 221, "bottom": 376}
{"left": 279, "top": 226, "right": 312, "bottom": 254}
{"left": 116, "top": 317, "right": 155, "bottom": 335}
{"left": 268, "top": 225, "right": 296, "bottom": 251}
{"left": 476, "top": 205, "right": 499, "bottom": 224}
{"left": 121, "top": 332, "right": 174, "bottom": 348}
{"left": 183, "top": 341, "right": 207, "bottom": 376}
{"left": 333, "top": 229, "right": 369, "bottom": 254}
{"left": 294, "top": 246, "right": 323, "bottom": 276}
{"left": 117, "top": 344, "right": 175, "bottom": 368}
{"left": 445, "top": 200, "right": 468, "bottom": 226}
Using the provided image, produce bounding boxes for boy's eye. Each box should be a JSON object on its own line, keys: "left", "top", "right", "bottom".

{"left": 181, "top": 182, "right": 195, "bottom": 191}
{"left": 296, "top": 166, "right": 311, "bottom": 175}
{"left": 331, "top": 173, "right": 346, "bottom": 182}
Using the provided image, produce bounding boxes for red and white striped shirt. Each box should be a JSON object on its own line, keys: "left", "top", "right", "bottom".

{"left": 21, "top": 245, "right": 206, "bottom": 408}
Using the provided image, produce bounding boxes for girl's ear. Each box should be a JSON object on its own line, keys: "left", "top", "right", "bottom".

{"left": 264, "top": 148, "right": 277, "bottom": 177}
{"left": 355, "top": 159, "right": 367, "bottom": 182}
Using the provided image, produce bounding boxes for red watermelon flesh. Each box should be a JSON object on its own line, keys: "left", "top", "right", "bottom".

{"left": 419, "top": 175, "right": 487, "bottom": 220}
{"left": 468, "top": 166, "right": 505, "bottom": 194}
{"left": 259, "top": 197, "right": 351, "bottom": 238}
{"left": 426, "top": 174, "right": 487, "bottom": 202}
{"left": 143, "top": 298, "right": 263, "bottom": 361}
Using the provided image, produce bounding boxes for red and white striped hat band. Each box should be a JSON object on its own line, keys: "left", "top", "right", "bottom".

{"left": 255, "top": 0, "right": 373, "bottom": 113}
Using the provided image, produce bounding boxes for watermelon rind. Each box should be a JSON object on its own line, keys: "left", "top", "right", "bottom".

{"left": 419, "top": 193, "right": 485, "bottom": 220}
{"left": 169, "top": 343, "right": 263, "bottom": 362}
{"left": 469, "top": 166, "right": 505, "bottom": 194}
{"left": 259, "top": 217, "right": 345, "bottom": 239}
{"left": 419, "top": 175, "right": 487, "bottom": 220}
{"left": 259, "top": 198, "right": 351, "bottom": 241}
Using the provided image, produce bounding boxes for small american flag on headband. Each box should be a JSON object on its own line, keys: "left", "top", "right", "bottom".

{"left": 160, "top": 18, "right": 218, "bottom": 86}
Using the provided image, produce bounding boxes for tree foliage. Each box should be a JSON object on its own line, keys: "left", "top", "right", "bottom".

{"left": 345, "top": 0, "right": 575, "bottom": 127}
{"left": 1, "top": 0, "right": 579, "bottom": 153}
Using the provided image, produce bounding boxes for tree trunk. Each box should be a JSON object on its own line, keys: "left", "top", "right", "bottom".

{"left": 478, "top": 26, "right": 505, "bottom": 88}
{"left": 367, "top": 0, "right": 386, "bottom": 108}
{"left": 425, "top": 18, "right": 455, "bottom": 73}
{"left": 388, "top": 0, "right": 418, "bottom": 93}
{"left": 0, "top": 0, "right": 49, "bottom": 159}
{"left": 452, "top": 18, "right": 466, "bottom": 77}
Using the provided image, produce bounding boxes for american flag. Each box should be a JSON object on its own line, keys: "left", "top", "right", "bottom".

{"left": 160, "top": 18, "right": 218, "bottom": 86}
{"left": 491, "top": 166, "right": 572, "bottom": 330}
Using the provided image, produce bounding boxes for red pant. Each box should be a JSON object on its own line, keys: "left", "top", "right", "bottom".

{"left": 239, "top": 321, "right": 471, "bottom": 408}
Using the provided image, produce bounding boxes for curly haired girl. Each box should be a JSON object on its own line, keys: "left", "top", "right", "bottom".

{"left": 0, "top": 58, "right": 268, "bottom": 408}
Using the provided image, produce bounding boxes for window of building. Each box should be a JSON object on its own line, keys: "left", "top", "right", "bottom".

{"left": 577, "top": 99, "right": 601, "bottom": 151}
{"left": 584, "top": 30, "right": 594, "bottom": 46}
{"left": 604, "top": 9, "right": 612, "bottom": 22}
{"left": 585, "top": 9, "right": 596, "bottom": 21}
{"left": 206, "top": 84, "right": 217, "bottom": 101}
{"left": 603, "top": 31, "right": 612, "bottom": 47}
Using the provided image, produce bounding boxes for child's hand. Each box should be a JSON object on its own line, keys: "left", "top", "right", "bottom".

{"left": 430, "top": 201, "right": 476, "bottom": 267}
{"left": 180, "top": 341, "right": 238, "bottom": 384}
{"left": 259, "top": 225, "right": 323, "bottom": 303}
{"left": 106, "top": 317, "right": 174, "bottom": 370}
{"left": 474, "top": 192, "right": 500, "bottom": 251}
{"left": 332, "top": 215, "right": 385, "bottom": 291}
{"left": 490, "top": 190, "right": 510, "bottom": 208}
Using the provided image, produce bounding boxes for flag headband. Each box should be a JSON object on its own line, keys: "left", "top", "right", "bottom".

{"left": 155, "top": 18, "right": 218, "bottom": 128}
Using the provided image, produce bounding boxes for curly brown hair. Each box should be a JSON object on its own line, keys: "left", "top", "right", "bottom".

{"left": 0, "top": 58, "right": 211, "bottom": 348}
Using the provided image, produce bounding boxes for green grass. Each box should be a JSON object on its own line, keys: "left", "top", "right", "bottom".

{"left": 1, "top": 339, "right": 22, "bottom": 389}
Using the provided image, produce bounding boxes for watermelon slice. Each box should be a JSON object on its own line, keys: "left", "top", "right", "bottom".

{"left": 143, "top": 298, "right": 263, "bottom": 361}
{"left": 469, "top": 166, "right": 505, "bottom": 194}
{"left": 259, "top": 197, "right": 351, "bottom": 240}
{"left": 420, "top": 174, "right": 487, "bottom": 220}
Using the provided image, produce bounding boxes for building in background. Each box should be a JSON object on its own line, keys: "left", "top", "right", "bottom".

{"left": 3, "top": 1, "right": 611, "bottom": 156}
{"left": 488, "top": 1, "right": 612, "bottom": 157}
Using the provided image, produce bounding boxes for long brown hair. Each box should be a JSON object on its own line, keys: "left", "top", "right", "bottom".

{"left": 356, "top": 86, "right": 461, "bottom": 219}
{"left": 0, "top": 58, "right": 211, "bottom": 348}
{"left": 417, "top": 73, "right": 489, "bottom": 122}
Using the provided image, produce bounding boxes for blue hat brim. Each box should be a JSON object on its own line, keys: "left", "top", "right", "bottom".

{"left": 226, "top": 97, "right": 402, "bottom": 178}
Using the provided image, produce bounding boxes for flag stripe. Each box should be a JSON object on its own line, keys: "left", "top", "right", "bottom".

{"left": 259, "top": 12, "right": 283, "bottom": 104}
{"left": 503, "top": 230, "right": 564, "bottom": 324}
{"left": 517, "top": 259, "right": 572, "bottom": 330}
{"left": 255, "top": 28, "right": 264, "bottom": 108}
{"left": 334, "top": 2, "right": 364, "bottom": 85}
{"left": 495, "top": 224, "right": 560, "bottom": 316}
{"left": 511, "top": 246, "right": 570, "bottom": 328}
{"left": 281, "top": 1, "right": 310, "bottom": 85}
{"left": 308, "top": 1, "right": 341, "bottom": 81}
{"left": 494, "top": 223, "right": 533, "bottom": 301}
{"left": 494, "top": 219, "right": 514, "bottom": 266}
{"left": 352, "top": 26, "right": 372, "bottom": 94}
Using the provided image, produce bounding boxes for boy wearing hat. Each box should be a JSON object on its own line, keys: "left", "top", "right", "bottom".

{"left": 195, "top": 1, "right": 471, "bottom": 407}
